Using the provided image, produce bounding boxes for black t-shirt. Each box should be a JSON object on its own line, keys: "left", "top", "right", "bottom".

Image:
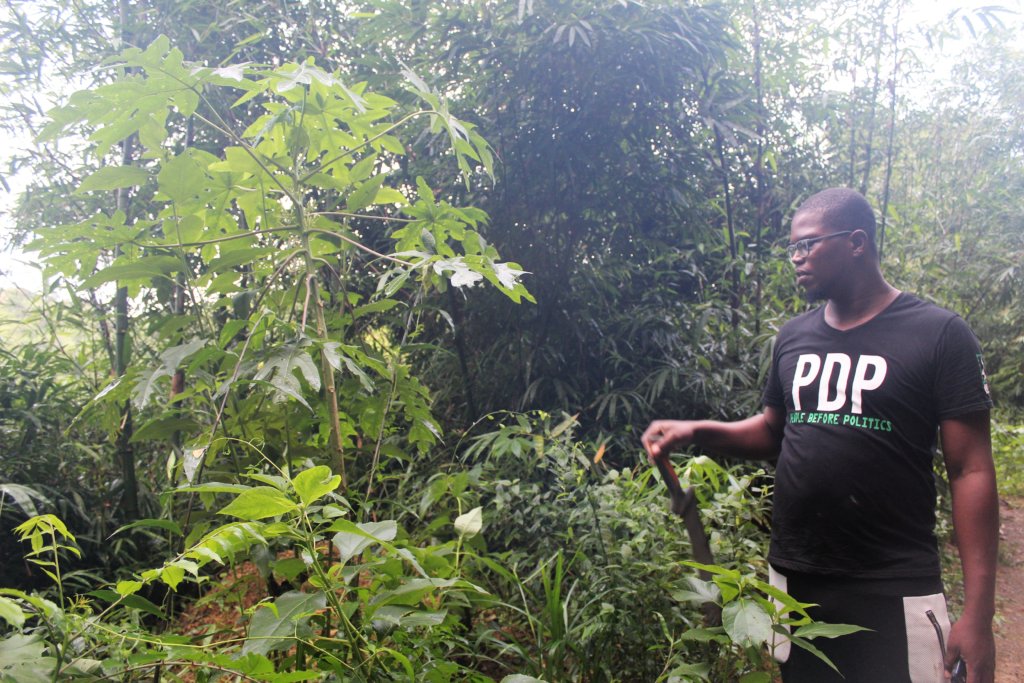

{"left": 763, "top": 293, "right": 992, "bottom": 579}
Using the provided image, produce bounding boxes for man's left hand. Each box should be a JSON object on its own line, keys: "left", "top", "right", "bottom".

{"left": 946, "top": 615, "right": 995, "bottom": 683}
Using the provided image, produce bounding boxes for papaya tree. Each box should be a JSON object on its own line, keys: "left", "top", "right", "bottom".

{"left": 29, "top": 36, "right": 531, "bottom": 516}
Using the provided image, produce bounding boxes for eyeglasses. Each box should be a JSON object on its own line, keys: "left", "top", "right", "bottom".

{"left": 786, "top": 231, "right": 853, "bottom": 258}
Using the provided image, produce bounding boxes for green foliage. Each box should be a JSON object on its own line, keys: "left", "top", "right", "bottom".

{"left": 446, "top": 412, "right": 786, "bottom": 682}
{"left": 0, "top": 463, "right": 494, "bottom": 680}
{"left": 12, "top": 515, "right": 80, "bottom": 602}
{"left": 993, "top": 418, "right": 1024, "bottom": 498}
{"left": 23, "top": 34, "right": 531, "bottom": 501}
{"left": 673, "top": 562, "right": 866, "bottom": 679}
{"left": 1, "top": 2, "right": 1021, "bottom": 682}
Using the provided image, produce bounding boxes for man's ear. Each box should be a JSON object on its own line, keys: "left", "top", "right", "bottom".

{"left": 850, "top": 229, "right": 870, "bottom": 257}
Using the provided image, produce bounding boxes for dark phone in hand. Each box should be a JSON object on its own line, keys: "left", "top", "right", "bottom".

{"left": 951, "top": 657, "right": 967, "bottom": 683}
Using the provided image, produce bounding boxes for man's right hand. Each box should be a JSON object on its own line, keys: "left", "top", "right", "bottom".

{"left": 642, "top": 420, "right": 697, "bottom": 462}
{"left": 641, "top": 409, "right": 785, "bottom": 464}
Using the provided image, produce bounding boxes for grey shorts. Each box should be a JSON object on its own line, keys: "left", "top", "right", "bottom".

{"left": 770, "top": 566, "right": 951, "bottom": 683}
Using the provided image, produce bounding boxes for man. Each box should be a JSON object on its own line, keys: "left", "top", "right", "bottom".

{"left": 642, "top": 188, "right": 997, "bottom": 682}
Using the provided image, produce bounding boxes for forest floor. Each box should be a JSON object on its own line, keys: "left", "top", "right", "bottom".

{"left": 995, "top": 496, "right": 1024, "bottom": 682}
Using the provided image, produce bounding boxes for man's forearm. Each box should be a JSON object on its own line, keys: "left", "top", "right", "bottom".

{"left": 951, "top": 468, "right": 999, "bottom": 623}
{"left": 690, "top": 412, "right": 782, "bottom": 462}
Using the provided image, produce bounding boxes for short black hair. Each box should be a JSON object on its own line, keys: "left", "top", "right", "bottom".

{"left": 795, "top": 188, "right": 877, "bottom": 243}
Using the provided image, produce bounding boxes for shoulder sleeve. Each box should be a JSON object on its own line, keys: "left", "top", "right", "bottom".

{"left": 934, "top": 315, "right": 993, "bottom": 419}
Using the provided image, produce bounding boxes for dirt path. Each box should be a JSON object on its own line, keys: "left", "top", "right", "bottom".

{"left": 996, "top": 497, "right": 1024, "bottom": 682}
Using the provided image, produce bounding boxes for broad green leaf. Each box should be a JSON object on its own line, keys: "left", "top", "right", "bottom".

{"left": 132, "top": 368, "right": 165, "bottom": 410}
{"left": 87, "top": 589, "right": 165, "bottom": 619}
{"left": 321, "top": 342, "right": 342, "bottom": 372}
{"left": 219, "top": 319, "right": 250, "bottom": 348}
{"left": 220, "top": 487, "right": 298, "bottom": 520}
{"left": 370, "top": 605, "right": 448, "bottom": 629}
{"left": 722, "top": 599, "right": 774, "bottom": 648}
{"left": 80, "top": 255, "right": 183, "bottom": 289}
{"left": 434, "top": 258, "right": 483, "bottom": 287}
{"left": 157, "top": 149, "right": 214, "bottom": 203}
{"left": 368, "top": 577, "right": 460, "bottom": 608}
{"left": 0, "top": 484, "right": 47, "bottom": 517}
{"left": 114, "top": 518, "right": 183, "bottom": 536}
{"left": 671, "top": 576, "right": 722, "bottom": 605}
{"left": 152, "top": 563, "right": 184, "bottom": 591}
{"left": 454, "top": 506, "right": 483, "bottom": 539}
{"left": 371, "top": 604, "right": 411, "bottom": 628}
{"left": 116, "top": 580, "right": 143, "bottom": 597}
{"left": 0, "top": 596, "right": 26, "bottom": 628}
{"left": 681, "top": 560, "right": 741, "bottom": 581}
{"left": 207, "top": 247, "right": 277, "bottom": 274}
{"left": 0, "top": 591, "right": 59, "bottom": 622}
{"left": 183, "top": 447, "right": 207, "bottom": 484}
{"left": 792, "top": 622, "right": 869, "bottom": 639}
{"left": 291, "top": 466, "right": 341, "bottom": 507}
{"left": 272, "top": 558, "right": 307, "bottom": 582}
{"left": 346, "top": 173, "right": 386, "bottom": 212}
{"left": 492, "top": 261, "right": 528, "bottom": 290}
{"left": 185, "top": 522, "right": 271, "bottom": 567}
{"left": 677, "top": 627, "right": 728, "bottom": 643}
{"left": 0, "top": 634, "right": 56, "bottom": 683}
{"left": 352, "top": 299, "right": 400, "bottom": 318}
{"left": 788, "top": 634, "right": 842, "bottom": 673}
{"left": 76, "top": 166, "right": 150, "bottom": 194}
{"left": 254, "top": 344, "right": 321, "bottom": 408}
{"left": 242, "top": 591, "right": 326, "bottom": 656}
{"left": 246, "top": 473, "right": 289, "bottom": 490}
{"left": 415, "top": 176, "right": 435, "bottom": 204}
{"left": 272, "top": 62, "right": 335, "bottom": 93}
{"left": 665, "top": 662, "right": 712, "bottom": 680}
{"left": 398, "top": 609, "right": 448, "bottom": 627}
{"left": 130, "top": 417, "right": 201, "bottom": 443}
{"left": 176, "top": 482, "right": 250, "bottom": 495}
{"left": 374, "top": 187, "right": 406, "bottom": 205}
{"left": 331, "top": 520, "right": 397, "bottom": 563}
{"left": 135, "top": 339, "right": 204, "bottom": 409}
{"left": 500, "top": 676, "right": 547, "bottom": 683}
{"left": 159, "top": 338, "right": 208, "bottom": 376}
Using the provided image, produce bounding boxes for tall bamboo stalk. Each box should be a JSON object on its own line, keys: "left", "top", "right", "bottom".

{"left": 114, "top": 0, "right": 138, "bottom": 519}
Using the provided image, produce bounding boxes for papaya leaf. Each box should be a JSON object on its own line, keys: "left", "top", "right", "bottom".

{"left": 80, "top": 255, "right": 182, "bottom": 289}
{"left": 254, "top": 343, "right": 320, "bottom": 409}
{"left": 76, "top": 166, "right": 150, "bottom": 194}
{"left": 346, "top": 173, "right": 386, "bottom": 211}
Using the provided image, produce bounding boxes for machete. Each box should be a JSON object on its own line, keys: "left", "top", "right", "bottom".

{"left": 652, "top": 454, "right": 722, "bottom": 624}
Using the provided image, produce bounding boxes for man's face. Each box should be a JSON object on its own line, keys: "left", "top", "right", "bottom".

{"left": 787, "top": 211, "right": 853, "bottom": 301}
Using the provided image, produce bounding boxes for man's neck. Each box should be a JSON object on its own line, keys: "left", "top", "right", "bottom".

{"left": 824, "top": 277, "right": 901, "bottom": 331}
